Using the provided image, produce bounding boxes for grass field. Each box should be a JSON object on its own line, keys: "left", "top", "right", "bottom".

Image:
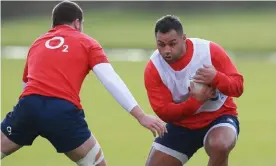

{"left": 2, "top": 9, "right": 276, "bottom": 52}
{"left": 1, "top": 6, "right": 276, "bottom": 166}
{"left": 1, "top": 57, "right": 276, "bottom": 166}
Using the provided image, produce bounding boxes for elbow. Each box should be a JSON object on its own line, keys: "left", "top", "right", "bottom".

{"left": 235, "top": 85, "right": 244, "bottom": 98}
{"left": 224, "top": 76, "right": 244, "bottom": 98}
{"left": 230, "top": 82, "right": 244, "bottom": 98}
{"left": 234, "top": 77, "right": 244, "bottom": 97}
{"left": 231, "top": 89, "right": 243, "bottom": 98}
{"left": 223, "top": 88, "right": 243, "bottom": 98}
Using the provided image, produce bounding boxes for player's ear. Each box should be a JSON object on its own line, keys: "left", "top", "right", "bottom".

{"left": 73, "top": 19, "right": 81, "bottom": 31}
{"left": 183, "top": 34, "right": 187, "bottom": 41}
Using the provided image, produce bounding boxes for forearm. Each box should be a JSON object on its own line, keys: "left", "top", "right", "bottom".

{"left": 93, "top": 63, "right": 139, "bottom": 113}
{"left": 212, "top": 71, "right": 244, "bottom": 97}
{"left": 129, "top": 105, "right": 146, "bottom": 121}
{"left": 151, "top": 97, "right": 202, "bottom": 123}
{"left": 209, "top": 42, "right": 244, "bottom": 97}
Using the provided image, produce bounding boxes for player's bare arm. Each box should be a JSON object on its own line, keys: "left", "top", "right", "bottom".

{"left": 92, "top": 63, "right": 167, "bottom": 137}
{"left": 131, "top": 106, "right": 168, "bottom": 137}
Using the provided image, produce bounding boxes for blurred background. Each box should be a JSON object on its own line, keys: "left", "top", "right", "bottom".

{"left": 1, "top": 1, "right": 276, "bottom": 166}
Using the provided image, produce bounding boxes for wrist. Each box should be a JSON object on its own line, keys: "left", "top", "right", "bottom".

{"left": 211, "top": 71, "right": 221, "bottom": 88}
{"left": 130, "top": 105, "right": 145, "bottom": 121}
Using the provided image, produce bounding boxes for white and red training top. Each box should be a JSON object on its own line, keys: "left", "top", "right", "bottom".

{"left": 144, "top": 38, "right": 244, "bottom": 129}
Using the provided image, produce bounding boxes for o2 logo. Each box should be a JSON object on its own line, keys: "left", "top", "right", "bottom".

{"left": 45, "top": 36, "right": 68, "bottom": 52}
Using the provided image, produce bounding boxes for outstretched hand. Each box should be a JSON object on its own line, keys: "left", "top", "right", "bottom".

{"left": 138, "top": 114, "right": 168, "bottom": 137}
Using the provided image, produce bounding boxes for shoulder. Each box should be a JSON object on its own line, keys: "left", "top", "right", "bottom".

{"left": 188, "top": 37, "right": 210, "bottom": 45}
{"left": 209, "top": 41, "right": 229, "bottom": 59}
{"left": 188, "top": 38, "right": 211, "bottom": 53}
{"left": 144, "top": 60, "right": 160, "bottom": 89}
{"left": 209, "top": 41, "right": 225, "bottom": 53}
{"left": 145, "top": 60, "right": 156, "bottom": 73}
{"left": 144, "top": 58, "right": 161, "bottom": 84}
{"left": 149, "top": 49, "right": 162, "bottom": 64}
{"left": 146, "top": 49, "right": 161, "bottom": 74}
{"left": 28, "top": 33, "right": 50, "bottom": 53}
{"left": 188, "top": 38, "right": 230, "bottom": 65}
{"left": 189, "top": 38, "right": 229, "bottom": 60}
{"left": 76, "top": 33, "right": 102, "bottom": 49}
{"left": 208, "top": 41, "right": 234, "bottom": 69}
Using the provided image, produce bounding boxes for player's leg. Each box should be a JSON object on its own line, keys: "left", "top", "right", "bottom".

{"left": 65, "top": 134, "right": 106, "bottom": 166}
{"left": 38, "top": 97, "right": 106, "bottom": 166}
{"left": 1, "top": 131, "right": 22, "bottom": 159}
{"left": 145, "top": 146, "right": 183, "bottom": 166}
{"left": 205, "top": 127, "right": 235, "bottom": 166}
{"left": 1, "top": 96, "right": 40, "bottom": 159}
{"left": 203, "top": 115, "right": 240, "bottom": 166}
{"left": 145, "top": 123, "right": 204, "bottom": 166}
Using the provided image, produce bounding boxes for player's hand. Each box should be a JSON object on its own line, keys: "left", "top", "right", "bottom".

{"left": 189, "top": 82, "right": 216, "bottom": 103}
{"left": 193, "top": 65, "right": 217, "bottom": 85}
{"left": 138, "top": 114, "right": 168, "bottom": 137}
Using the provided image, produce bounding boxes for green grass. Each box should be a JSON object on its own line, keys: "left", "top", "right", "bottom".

{"left": 1, "top": 9, "right": 276, "bottom": 52}
{"left": 1, "top": 58, "right": 276, "bottom": 166}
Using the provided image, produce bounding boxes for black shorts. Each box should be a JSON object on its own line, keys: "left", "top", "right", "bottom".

{"left": 152, "top": 115, "right": 240, "bottom": 164}
{"left": 1, "top": 95, "right": 91, "bottom": 153}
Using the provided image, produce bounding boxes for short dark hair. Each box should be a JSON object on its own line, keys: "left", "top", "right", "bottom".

{"left": 155, "top": 15, "right": 183, "bottom": 36}
{"left": 52, "top": 0, "right": 83, "bottom": 27}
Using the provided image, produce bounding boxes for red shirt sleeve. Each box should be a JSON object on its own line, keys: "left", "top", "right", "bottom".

{"left": 87, "top": 39, "right": 109, "bottom": 69}
{"left": 210, "top": 42, "right": 244, "bottom": 97}
{"left": 144, "top": 61, "right": 202, "bottom": 123}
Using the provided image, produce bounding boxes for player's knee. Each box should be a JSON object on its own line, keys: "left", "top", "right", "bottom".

{"left": 206, "top": 137, "right": 235, "bottom": 156}
{"left": 76, "top": 143, "right": 105, "bottom": 166}
{"left": 205, "top": 127, "right": 237, "bottom": 157}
